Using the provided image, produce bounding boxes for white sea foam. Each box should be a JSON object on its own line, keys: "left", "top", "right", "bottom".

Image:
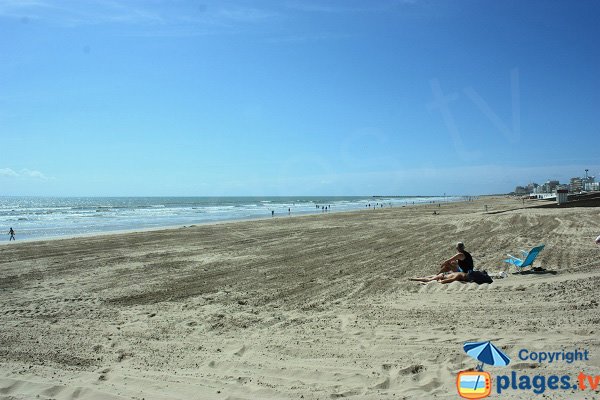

{"left": 0, "top": 196, "right": 464, "bottom": 241}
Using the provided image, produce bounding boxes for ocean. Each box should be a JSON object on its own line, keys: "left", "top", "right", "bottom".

{"left": 0, "top": 196, "right": 460, "bottom": 241}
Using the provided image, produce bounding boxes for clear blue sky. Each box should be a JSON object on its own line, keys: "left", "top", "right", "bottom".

{"left": 1, "top": 0, "right": 599, "bottom": 196}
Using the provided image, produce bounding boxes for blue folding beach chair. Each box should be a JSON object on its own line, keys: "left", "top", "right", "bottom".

{"left": 503, "top": 244, "right": 545, "bottom": 272}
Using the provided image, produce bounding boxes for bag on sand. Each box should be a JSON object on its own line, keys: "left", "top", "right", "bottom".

{"left": 467, "top": 270, "right": 493, "bottom": 284}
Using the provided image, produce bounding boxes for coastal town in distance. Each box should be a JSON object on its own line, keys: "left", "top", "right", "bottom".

{"left": 513, "top": 169, "right": 598, "bottom": 200}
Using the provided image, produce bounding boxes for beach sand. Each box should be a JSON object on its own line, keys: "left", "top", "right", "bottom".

{"left": 1, "top": 197, "right": 599, "bottom": 399}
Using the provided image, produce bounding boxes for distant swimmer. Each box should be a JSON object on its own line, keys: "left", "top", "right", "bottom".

{"left": 8, "top": 227, "right": 15, "bottom": 241}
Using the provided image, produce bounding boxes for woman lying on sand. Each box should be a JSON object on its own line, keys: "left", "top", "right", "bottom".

{"left": 409, "top": 270, "right": 493, "bottom": 284}
{"left": 409, "top": 272, "right": 468, "bottom": 284}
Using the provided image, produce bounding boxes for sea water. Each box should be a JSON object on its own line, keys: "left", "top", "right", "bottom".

{"left": 0, "top": 196, "right": 461, "bottom": 241}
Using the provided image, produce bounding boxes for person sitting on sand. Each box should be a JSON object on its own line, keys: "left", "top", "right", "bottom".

{"left": 409, "top": 271, "right": 469, "bottom": 284}
{"left": 439, "top": 242, "right": 474, "bottom": 273}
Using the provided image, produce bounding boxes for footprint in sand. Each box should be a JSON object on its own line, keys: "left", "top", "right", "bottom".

{"left": 97, "top": 367, "right": 111, "bottom": 381}
{"left": 398, "top": 364, "right": 425, "bottom": 375}
{"left": 330, "top": 389, "right": 362, "bottom": 398}
{"left": 233, "top": 345, "right": 247, "bottom": 357}
{"left": 337, "top": 314, "right": 353, "bottom": 332}
{"left": 510, "top": 362, "right": 539, "bottom": 370}
{"left": 116, "top": 350, "right": 132, "bottom": 362}
{"left": 371, "top": 377, "right": 390, "bottom": 389}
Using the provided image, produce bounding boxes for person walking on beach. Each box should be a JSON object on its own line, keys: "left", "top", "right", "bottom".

{"left": 439, "top": 242, "right": 474, "bottom": 273}
{"left": 8, "top": 227, "right": 15, "bottom": 241}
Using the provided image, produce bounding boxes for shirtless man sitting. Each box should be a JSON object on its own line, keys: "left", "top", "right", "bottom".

{"left": 439, "top": 242, "right": 474, "bottom": 273}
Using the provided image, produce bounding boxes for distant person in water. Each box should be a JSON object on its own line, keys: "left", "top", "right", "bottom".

{"left": 8, "top": 227, "right": 15, "bottom": 241}
{"left": 439, "top": 242, "right": 474, "bottom": 273}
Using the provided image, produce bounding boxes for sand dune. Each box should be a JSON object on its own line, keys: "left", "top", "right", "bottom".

{"left": 1, "top": 197, "right": 599, "bottom": 399}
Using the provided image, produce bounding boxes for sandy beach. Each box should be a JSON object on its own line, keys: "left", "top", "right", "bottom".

{"left": 1, "top": 196, "right": 599, "bottom": 399}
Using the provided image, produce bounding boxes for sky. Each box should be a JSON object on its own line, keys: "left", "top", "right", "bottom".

{"left": 1, "top": 0, "right": 599, "bottom": 196}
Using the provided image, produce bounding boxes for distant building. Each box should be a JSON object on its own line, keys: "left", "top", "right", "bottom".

{"left": 547, "top": 180, "right": 560, "bottom": 192}
{"left": 588, "top": 182, "right": 600, "bottom": 191}
{"left": 533, "top": 180, "right": 560, "bottom": 194}
{"left": 514, "top": 186, "right": 528, "bottom": 194}
{"left": 526, "top": 183, "right": 538, "bottom": 193}
{"left": 514, "top": 173, "right": 598, "bottom": 196}
{"left": 570, "top": 177, "right": 583, "bottom": 193}
{"left": 583, "top": 175, "right": 596, "bottom": 191}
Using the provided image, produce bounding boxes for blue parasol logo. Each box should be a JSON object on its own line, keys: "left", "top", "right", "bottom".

{"left": 463, "top": 341, "right": 511, "bottom": 371}
{"left": 456, "top": 341, "right": 511, "bottom": 399}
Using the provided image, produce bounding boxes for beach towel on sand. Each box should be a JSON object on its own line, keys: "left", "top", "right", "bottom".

{"left": 467, "top": 270, "right": 493, "bottom": 284}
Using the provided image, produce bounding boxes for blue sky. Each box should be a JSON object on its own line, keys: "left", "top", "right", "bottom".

{"left": 1, "top": 0, "right": 599, "bottom": 196}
